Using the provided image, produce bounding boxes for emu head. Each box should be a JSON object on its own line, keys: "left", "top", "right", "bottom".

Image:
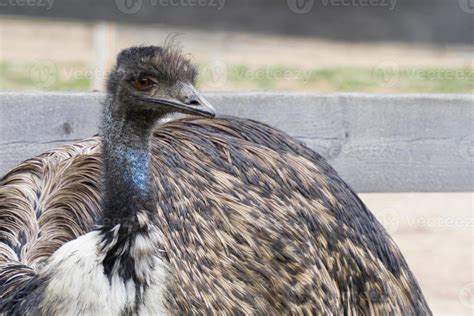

{"left": 106, "top": 45, "right": 215, "bottom": 120}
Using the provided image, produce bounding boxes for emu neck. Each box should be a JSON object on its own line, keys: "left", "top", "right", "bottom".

{"left": 101, "top": 106, "right": 156, "bottom": 229}
{"left": 99, "top": 99, "right": 163, "bottom": 286}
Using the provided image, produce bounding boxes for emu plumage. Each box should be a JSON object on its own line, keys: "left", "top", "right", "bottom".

{"left": 0, "top": 45, "right": 431, "bottom": 315}
{"left": 0, "top": 118, "right": 430, "bottom": 314}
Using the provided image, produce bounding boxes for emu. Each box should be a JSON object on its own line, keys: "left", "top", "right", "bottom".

{"left": 0, "top": 45, "right": 431, "bottom": 315}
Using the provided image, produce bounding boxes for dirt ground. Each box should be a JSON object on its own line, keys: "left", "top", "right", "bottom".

{"left": 361, "top": 192, "right": 473, "bottom": 316}
{"left": 1, "top": 17, "right": 472, "bottom": 68}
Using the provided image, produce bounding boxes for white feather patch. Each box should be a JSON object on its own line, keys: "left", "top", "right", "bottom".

{"left": 39, "top": 229, "right": 168, "bottom": 315}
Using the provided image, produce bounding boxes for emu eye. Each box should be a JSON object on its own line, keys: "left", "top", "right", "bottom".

{"left": 132, "top": 77, "right": 154, "bottom": 91}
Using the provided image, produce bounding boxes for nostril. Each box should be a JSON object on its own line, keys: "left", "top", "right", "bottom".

{"left": 189, "top": 100, "right": 200, "bottom": 106}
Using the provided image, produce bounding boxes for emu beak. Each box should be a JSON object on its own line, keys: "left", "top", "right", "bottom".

{"left": 135, "top": 83, "right": 216, "bottom": 118}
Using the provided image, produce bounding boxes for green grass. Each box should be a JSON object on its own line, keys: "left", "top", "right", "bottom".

{"left": 0, "top": 62, "right": 91, "bottom": 91}
{"left": 1, "top": 61, "right": 472, "bottom": 93}
{"left": 198, "top": 64, "right": 473, "bottom": 93}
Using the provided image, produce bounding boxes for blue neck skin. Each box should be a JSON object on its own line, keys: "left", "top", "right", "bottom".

{"left": 122, "top": 147, "right": 150, "bottom": 194}
{"left": 108, "top": 144, "right": 151, "bottom": 198}
{"left": 103, "top": 108, "right": 156, "bottom": 200}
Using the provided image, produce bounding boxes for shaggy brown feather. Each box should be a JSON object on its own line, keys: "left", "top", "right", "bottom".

{"left": 0, "top": 116, "right": 431, "bottom": 315}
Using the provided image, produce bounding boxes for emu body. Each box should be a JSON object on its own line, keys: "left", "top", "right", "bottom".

{"left": 0, "top": 45, "right": 431, "bottom": 315}
{"left": 0, "top": 117, "right": 431, "bottom": 315}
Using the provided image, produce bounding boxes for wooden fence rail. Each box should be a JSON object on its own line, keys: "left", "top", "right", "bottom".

{"left": 0, "top": 92, "right": 472, "bottom": 192}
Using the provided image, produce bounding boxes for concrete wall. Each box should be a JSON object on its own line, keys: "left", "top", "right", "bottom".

{"left": 0, "top": 0, "right": 473, "bottom": 44}
{"left": 1, "top": 92, "right": 472, "bottom": 192}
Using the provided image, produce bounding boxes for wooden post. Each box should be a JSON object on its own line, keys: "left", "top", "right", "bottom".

{"left": 92, "top": 22, "right": 116, "bottom": 91}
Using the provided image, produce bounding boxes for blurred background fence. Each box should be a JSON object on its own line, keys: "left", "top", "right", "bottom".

{"left": 1, "top": 92, "right": 473, "bottom": 193}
